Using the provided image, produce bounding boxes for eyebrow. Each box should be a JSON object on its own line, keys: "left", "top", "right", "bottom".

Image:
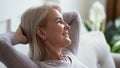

{"left": 56, "top": 16, "right": 62, "bottom": 21}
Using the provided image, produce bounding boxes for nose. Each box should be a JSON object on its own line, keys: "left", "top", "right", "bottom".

{"left": 64, "top": 21, "right": 71, "bottom": 30}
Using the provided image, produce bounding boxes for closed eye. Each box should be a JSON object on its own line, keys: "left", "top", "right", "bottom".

{"left": 56, "top": 16, "right": 64, "bottom": 24}
{"left": 57, "top": 21, "right": 63, "bottom": 24}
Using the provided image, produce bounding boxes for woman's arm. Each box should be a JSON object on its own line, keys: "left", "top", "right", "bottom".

{"left": 0, "top": 27, "right": 27, "bottom": 45}
{"left": 0, "top": 32, "right": 18, "bottom": 45}
{"left": 63, "top": 11, "right": 81, "bottom": 56}
{"left": 0, "top": 28, "right": 38, "bottom": 68}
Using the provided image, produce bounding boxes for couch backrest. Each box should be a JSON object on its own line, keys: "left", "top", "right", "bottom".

{"left": 63, "top": 11, "right": 116, "bottom": 68}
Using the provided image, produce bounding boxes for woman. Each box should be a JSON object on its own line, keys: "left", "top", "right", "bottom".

{"left": 0, "top": 4, "right": 88, "bottom": 68}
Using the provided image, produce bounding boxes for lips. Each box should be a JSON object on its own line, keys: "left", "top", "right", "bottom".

{"left": 63, "top": 31, "right": 69, "bottom": 37}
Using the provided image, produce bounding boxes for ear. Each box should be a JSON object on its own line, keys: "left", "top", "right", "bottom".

{"left": 36, "top": 27, "right": 46, "bottom": 40}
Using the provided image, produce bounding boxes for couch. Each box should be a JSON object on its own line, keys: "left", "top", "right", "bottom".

{"left": 63, "top": 11, "right": 120, "bottom": 68}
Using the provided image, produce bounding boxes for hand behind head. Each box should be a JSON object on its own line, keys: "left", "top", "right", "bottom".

{"left": 15, "top": 26, "right": 28, "bottom": 44}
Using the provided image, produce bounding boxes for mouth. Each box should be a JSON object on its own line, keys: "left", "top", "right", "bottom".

{"left": 63, "top": 31, "right": 69, "bottom": 37}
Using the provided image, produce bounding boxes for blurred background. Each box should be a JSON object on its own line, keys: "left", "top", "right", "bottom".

{"left": 0, "top": 0, "right": 120, "bottom": 67}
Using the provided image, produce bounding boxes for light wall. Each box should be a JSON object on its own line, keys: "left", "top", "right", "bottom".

{"left": 0, "top": 0, "right": 106, "bottom": 21}
{"left": 0, "top": 0, "right": 44, "bottom": 21}
{"left": 60, "top": 0, "right": 106, "bottom": 20}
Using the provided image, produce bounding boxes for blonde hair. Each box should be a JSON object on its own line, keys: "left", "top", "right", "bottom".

{"left": 20, "top": 4, "right": 61, "bottom": 61}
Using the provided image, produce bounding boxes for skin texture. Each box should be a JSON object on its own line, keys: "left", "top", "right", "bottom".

{"left": 36, "top": 8, "right": 71, "bottom": 60}
{"left": 15, "top": 27, "right": 28, "bottom": 44}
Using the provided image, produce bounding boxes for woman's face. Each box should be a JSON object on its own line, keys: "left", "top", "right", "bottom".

{"left": 42, "top": 8, "right": 71, "bottom": 48}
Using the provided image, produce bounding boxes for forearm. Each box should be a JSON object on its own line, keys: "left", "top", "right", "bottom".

{"left": 0, "top": 40, "right": 38, "bottom": 68}
{"left": 0, "top": 32, "right": 19, "bottom": 45}
{"left": 63, "top": 11, "right": 81, "bottom": 56}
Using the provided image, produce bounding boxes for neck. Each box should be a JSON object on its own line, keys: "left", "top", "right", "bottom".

{"left": 41, "top": 44, "right": 65, "bottom": 61}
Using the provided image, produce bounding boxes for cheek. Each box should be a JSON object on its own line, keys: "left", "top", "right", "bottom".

{"left": 49, "top": 27, "right": 63, "bottom": 39}
{"left": 45, "top": 26, "right": 64, "bottom": 43}
{"left": 46, "top": 26, "right": 64, "bottom": 38}
{"left": 50, "top": 25, "right": 64, "bottom": 35}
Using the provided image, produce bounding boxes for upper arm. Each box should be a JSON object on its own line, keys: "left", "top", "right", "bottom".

{"left": 63, "top": 11, "right": 81, "bottom": 56}
{"left": 0, "top": 33, "right": 39, "bottom": 68}
{"left": 0, "top": 40, "right": 38, "bottom": 68}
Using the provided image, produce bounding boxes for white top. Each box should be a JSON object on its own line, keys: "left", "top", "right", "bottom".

{"left": 36, "top": 49, "right": 87, "bottom": 68}
{"left": 0, "top": 32, "right": 88, "bottom": 68}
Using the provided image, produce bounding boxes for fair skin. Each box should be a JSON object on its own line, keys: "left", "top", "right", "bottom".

{"left": 16, "top": 8, "right": 71, "bottom": 61}
{"left": 37, "top": 8, "right": 71, "bottom": 60}
{"left": 15, "top": 27, "right": 28, "bottom": 44}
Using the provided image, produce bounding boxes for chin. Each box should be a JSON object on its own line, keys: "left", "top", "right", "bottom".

{"left": 60, "top": 36, "right": 72, "bottom": 47}
{"left": 65, "top": 38, "right": 72, "bottom": 46}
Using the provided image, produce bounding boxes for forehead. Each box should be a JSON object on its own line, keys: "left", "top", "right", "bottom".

{"left": 48, "top": 8, "right": 62, "bottom": 19}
